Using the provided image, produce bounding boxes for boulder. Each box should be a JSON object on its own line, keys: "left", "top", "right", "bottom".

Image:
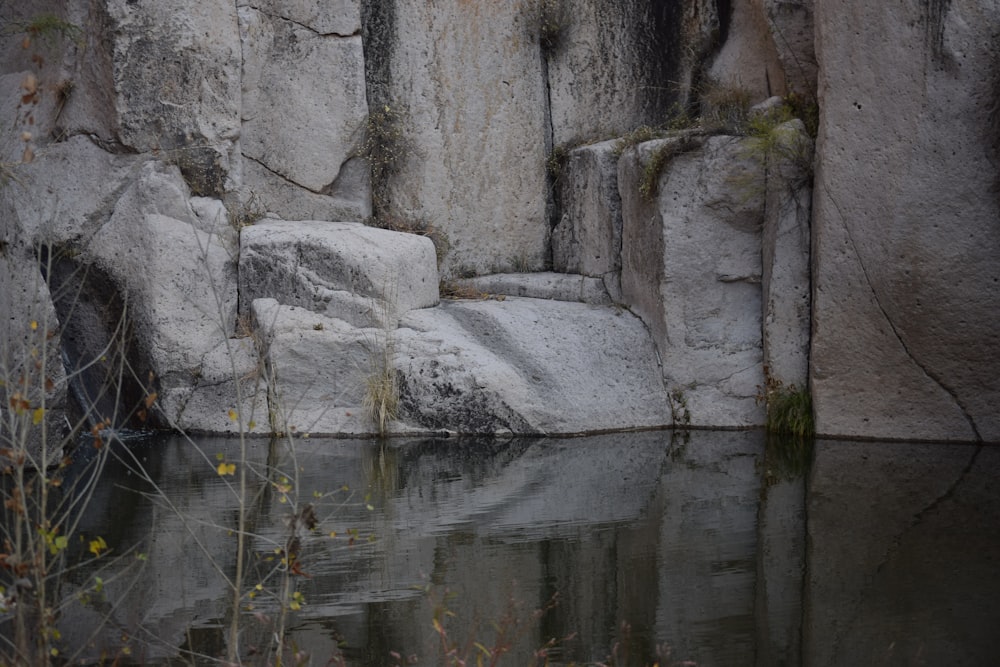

{"left": 83, "top": 162, "right": 261, "bottom": 432}
{"left": 239, "top": 220, "right": 439, "bottom": 327}
{"left": 238, "top": 7, "right": 368, "bottom": 196}
{"left": 362, "top": 0, "right": 549, "bottom": 275}
{"left": 251, "top": 298, "right": 389, "bottom": 436}
{"left": 811, "top": 0, "right": 1000, "bottom": 441}
{"left": 620, "top": 134, "right": 766, "bottom": 427}
{"left": 552, "top": 139, "right": 623, "bottom": 299}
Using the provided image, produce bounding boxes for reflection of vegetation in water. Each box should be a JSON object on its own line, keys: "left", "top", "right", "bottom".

{"left": 762, "top": 431, "right": 814, "bottom": 485}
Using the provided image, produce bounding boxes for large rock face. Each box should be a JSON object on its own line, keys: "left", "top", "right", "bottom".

{"left": 362, "top": 0, "right": 550, "bottom": 275}
{"left": 238, "top": 6, "right": 369, "bottom": 211}
{"left": 811, "top": 0, "right": 1000, "bottom": 441}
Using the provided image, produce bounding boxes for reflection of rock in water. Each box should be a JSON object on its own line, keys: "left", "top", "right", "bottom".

{"left": 806, "top": 442, "right": 1000, "bottom": 667}
{"left": 53, "top": 430, "right": 822, "bottom": 665}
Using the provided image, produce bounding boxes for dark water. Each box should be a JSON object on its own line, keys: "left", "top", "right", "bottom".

{"left": 33, "top": 431, "right": 1000, "bottom": 665}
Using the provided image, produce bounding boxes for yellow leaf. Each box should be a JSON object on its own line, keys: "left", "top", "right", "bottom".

{"left": 432, "top": 618, "right": 444, "bottom": 635}
{"left": 89, "top": 536, "right": 107, "bottom": 557}
{"left": 32, "top": 407, "right": 45, "bottom": 424}
{"left": 228, "top": 408, "right": 238, "bottom": 422}
{"left": 216, "top": 462, "right": 236, "bottom": 476}
{"left": 30, "top": 320, "right": 38, "bottom": 330}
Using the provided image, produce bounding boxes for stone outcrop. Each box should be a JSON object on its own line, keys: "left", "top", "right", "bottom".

{"left": 810, "top": 0, "right": 1000, "bottom": 441}
{"left": 620, "top": 134, "right": 767, "bottom": 427}
{"left": 239, "top": 219, "right": 439, "bottom": 327}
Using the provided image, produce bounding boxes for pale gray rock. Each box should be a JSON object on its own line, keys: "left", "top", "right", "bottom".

{"left": 239, "top": 7, "right": 368, "bottom": 195}
{"left": 552, "top": 139, "right": 622, "bottom": 297}
{"left": 707, "top": 0, "right": 786, "bottom": 100}
{"left": 620, "top": 135, "right": 766, "bottom": 427}
{"left": 239, "top": 220, "right": 439, "bottom": 327}
{"left": 364, "top": 1, "right": 549, "bottom": 275}
{"left": 452, "top": 272, "right": 611, "bottom": 305}
{"left": 158, "top": 336, "right": 270, "bottom": 435}
{"left": 762, "top": 0, "right": 816, "bottom": 96}
{"left": 83, "top": 162, "right": 258, "bottom": 432}
{"left": 761, "top": 119, "right": 812, "bottom": 389}
{"left": 0, "top": 136, "right": 142, "bottom": 244}
{"left": 251, "top": 298, "right": 390, "bottom": 436}
{"left": 238, "top": 0, "right": 361, "bottom": 36}
{"left": 811, "top": 0, "right": 1000, "bottom": 441}
{"left": 105, "top": 0, "right": 242, "bottom": 195}
{"left": 252, "top": 294, "right": 671, "bottom": 436}
{"left": 396, "top": 297, "right": 672, "bottom": 435}
{"left": 239, "top": 156, "right": 370, "bottom": 223}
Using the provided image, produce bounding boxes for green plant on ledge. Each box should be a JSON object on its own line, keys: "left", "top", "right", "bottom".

{"left": 757, "top": 374, "right": 814, "bottom": 439}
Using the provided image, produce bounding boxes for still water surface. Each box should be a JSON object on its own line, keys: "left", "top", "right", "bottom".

{"left": 53, "top": 430, "right": 1000, "bottom": 665}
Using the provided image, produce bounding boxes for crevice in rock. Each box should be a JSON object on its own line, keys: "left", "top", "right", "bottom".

{"left": 820, "top": 179, "right": 983, "bottom": 441}
{"left": 242, "top": 153, "right": 325, "bottom": 195}
{"left": 242, "top": 4, "right": 360, "bottom": 38}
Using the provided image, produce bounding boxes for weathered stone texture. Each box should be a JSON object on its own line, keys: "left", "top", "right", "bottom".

{"left": 811, "top": 0, "right": 1000, "bottom": 441}
{"left": 364, "top": 0, "right": 549, "bottom": 275}
{"left": 762, "top": 119, "right": 812, "bottom": 389}
{"left": 620, "top": 135, "right": 767, "bottom": 427}
{"left": 238, "top": 7, "right": 368, "bottom": 196}
{"left": 105, "top": 0, "right": 242, "bottom": 195}
{"left": 545, "top": 0, "right": 716, "bottom": 147}
{"left": 239, "top": 220, "right": 439, "bottom": 327}
{"left": 708, "top": 0, "right": 786, "bottom": 99}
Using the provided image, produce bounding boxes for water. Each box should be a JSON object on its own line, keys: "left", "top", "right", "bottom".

{"left": 16, "top": 430, "right": 1000, "bottom": 666}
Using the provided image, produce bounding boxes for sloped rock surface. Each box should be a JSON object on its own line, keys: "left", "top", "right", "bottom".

{"left": 251, "top": 295, "right": 671, "bottom": 436}
{"left": 396, "top": 298, "right": 671, "bottom": 435}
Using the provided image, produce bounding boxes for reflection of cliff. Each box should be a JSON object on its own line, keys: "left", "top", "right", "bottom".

{"left": 50, "top": 429, "right": 820, "bottom": 664}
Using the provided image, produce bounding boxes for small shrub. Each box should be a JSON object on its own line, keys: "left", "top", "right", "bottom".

{"left": 638, "top": 135, "right": 701, "bottom": 200}
{"left": 741, "top": 104, "right": 814, "bottom": 185}
{"left": 363, "top": 335, "right": 399, "bottom": 437}
{"left": 362, "top": 287, "right": 400, "bottom": 436}
{"left": 613, "top": 125, "right": 666, "bottom": 157}
{"left": 757, "top": 375, "right": 814, "bottom": 439}
{"left": 545, "top": 143, "right": 569, "bottom": 182}
{"left": 356, "top": 103, "right": 412, "bottom": 210}
{"left": 4, "top": 13, "right": 83, "bottom": 49}
{"left": 698, "top": 80, "right": 754, "bottom": 134}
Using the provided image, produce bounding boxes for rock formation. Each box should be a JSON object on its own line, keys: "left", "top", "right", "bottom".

{"left": 0, "top": 0, "right": 995, "bottom": 442}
